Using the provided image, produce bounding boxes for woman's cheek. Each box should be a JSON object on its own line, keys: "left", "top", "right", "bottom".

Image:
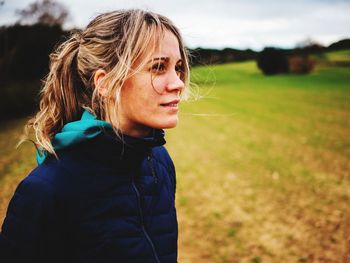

{"left": 151, "top": 77, "right": 167, "bottom": 94}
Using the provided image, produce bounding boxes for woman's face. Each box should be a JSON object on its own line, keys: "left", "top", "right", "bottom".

{"left": 119, "top": 30, "right": 185, "bottom": 137}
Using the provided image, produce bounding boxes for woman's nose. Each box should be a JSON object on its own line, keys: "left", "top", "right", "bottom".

{"left": 166, "top": 70, "right": 185, "bottom": 93}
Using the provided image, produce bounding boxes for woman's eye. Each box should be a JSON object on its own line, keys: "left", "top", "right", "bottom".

{"left": 175, "top": 64, "right": 184, "bottom": 72}
{"left": 175, "top": 64, "right": 184, "bottom": 77}
{"left": 151, "top": 63, "right": 166, "bottom": 73}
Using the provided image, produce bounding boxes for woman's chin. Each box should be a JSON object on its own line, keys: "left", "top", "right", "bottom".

{"left": 154, "top": 117, "right": 179, "bottom": 130}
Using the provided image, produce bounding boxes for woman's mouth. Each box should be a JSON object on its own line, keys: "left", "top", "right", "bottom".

{"left": 160, "top": 103, "right": 178, "bottom": 107}
{"left": 160, "top": 99, "right": 180, "bottom": 108}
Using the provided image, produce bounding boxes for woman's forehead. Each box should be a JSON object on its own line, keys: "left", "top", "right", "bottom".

{"left": 146, "top": 31, "right": 181, "bottom": 61}
{"left": 132, "top": 29, "right": 181, "bottom": 68}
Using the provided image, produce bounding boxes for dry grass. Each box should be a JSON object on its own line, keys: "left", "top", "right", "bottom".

{"left": 165, "top": 60, "right": 350, "bottom": 262}
{"left": 0, "top": 117, "right": 36, "bottom": 223}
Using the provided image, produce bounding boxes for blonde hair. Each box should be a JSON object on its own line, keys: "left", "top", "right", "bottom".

{"left": 23, "top": 9, "right": 190, "bottom": 156}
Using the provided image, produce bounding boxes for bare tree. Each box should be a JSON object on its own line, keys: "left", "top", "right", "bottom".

{"left": 16, "top": 0, "right": 69, "bottom": 27}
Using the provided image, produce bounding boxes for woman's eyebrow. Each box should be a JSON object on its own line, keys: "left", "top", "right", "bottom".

{"left": 148, "top": 57, "right": 168, "bottom": 63}
{"left": 148, "top": 57, "right": 182, "bottom": 63}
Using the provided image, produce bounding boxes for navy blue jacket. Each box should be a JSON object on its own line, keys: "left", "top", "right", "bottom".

{"left": 0, "top": 128, "right": 178, "bottom": 263}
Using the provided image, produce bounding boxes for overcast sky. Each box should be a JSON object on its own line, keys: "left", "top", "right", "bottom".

{"left": 1, "top": 0, "right": 349, "bottom": 51}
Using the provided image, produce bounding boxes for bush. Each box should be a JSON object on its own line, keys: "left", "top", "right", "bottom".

{"left": 257, "top": 47, "right": 289, "bottom": 75}
{"left": 0, "top": 24, "right": 66, "bottom": 81}
{"left": 288, "top": 55, "right": 315, "bottom": 74}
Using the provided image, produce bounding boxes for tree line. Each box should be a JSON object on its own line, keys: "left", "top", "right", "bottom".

{"left": 1, "top": 23, "right": 349, "bottom": 83}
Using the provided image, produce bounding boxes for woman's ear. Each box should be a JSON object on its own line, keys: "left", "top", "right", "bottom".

{"left": 94, "top": 69, "right": 108, "bottom": 97}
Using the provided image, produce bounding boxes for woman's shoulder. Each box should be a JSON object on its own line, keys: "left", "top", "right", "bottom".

{"left": 18, "top": 158, "right": 75, "bottom": 197}
{"left": 152, "top": 145, "right": 172, "bottom": 159}
{"left": 152, "top": 146, "right": 175, "bottom": 173}
{"left": 14, "top": 169, "right": 56, "bottom": 200}
{"left": 4, "top": 164, "right": 65, "bottom": 219}
{"left": 24, "top": 141, "right": 96, "bottom": 196}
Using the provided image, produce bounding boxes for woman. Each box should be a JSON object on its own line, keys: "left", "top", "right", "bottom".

{"left": 0, "top": 9, "right": 189, "bottom": 263}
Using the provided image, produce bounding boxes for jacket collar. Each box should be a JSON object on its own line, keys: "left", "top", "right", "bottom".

{"left": 37, "top": 110, "right": 166, "bottom": 164}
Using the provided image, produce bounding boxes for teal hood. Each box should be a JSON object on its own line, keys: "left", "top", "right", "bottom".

{"left": 36, "top": 110, "right": 112, "bottom": 164}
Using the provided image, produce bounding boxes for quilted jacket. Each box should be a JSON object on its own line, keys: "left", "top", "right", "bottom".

{"left": 0, "top": 111, "right": 178, "bottom": 263}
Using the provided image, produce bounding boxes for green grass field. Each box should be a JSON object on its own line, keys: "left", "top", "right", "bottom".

{"left": 1, "top": 51, "right": 350, "bottom": 262}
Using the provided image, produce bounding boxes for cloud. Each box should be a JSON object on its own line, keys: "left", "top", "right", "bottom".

{"left": 1, "top": 0, "right": 349, "bottom": 50}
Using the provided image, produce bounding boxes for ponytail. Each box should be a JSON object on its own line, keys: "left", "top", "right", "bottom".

{"left": 25, "top": 32, "right": 90, "bottom": 155}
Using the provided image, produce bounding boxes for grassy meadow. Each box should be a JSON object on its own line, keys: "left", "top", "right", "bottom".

{"left": 1, "top": 50, "right": 350, "bottom": 262}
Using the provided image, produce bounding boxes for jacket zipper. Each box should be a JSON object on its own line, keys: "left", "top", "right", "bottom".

{"left": 131, "top": 175, "right": 161, "bottom": 263}
{"left": 147, "top": 153, "right": 158, "bottom": 184}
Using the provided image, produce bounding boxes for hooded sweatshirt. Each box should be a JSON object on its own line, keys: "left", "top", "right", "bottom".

{"left": 36, "top": 110, "right": 113, "bottom": 164}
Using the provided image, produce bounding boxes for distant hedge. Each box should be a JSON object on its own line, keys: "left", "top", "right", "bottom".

{"left": 0, "top": 24, "right": 67, "bottom": 81}
{"left": 257, "top": 48, "right": 289, "bottom": 75}
{"left": 0, "top": 24, "right": 68, "bottom": 120}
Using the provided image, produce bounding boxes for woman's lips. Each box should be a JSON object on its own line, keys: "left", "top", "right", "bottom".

{"left": 160, "top": 100, "right": 180, "bottom": 111}
{"left": 160, "top": 103, "right": 178, "bottom": 107}
{"left": 160, "top": 99, "right": 180, "bottom": 107}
